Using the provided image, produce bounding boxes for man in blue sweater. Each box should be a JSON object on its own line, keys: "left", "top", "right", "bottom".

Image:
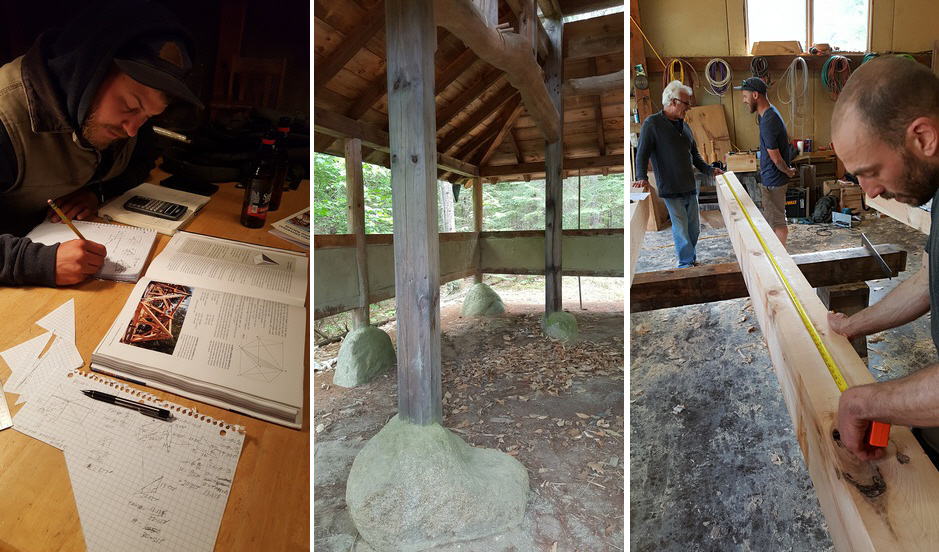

{"left": 633, "top": 80, "right": 723, "bottom": 268}
{"left": 736, "top": 77, "right": 796, "bottom": 247}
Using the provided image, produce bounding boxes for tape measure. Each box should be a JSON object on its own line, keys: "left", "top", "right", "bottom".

{"left": 721, "top": 174, "right": 890, "bottom": 448}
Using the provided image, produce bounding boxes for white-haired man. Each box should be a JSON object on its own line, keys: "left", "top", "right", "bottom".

{"left": 633, "top": 80, "right": 722, "bottom": 268}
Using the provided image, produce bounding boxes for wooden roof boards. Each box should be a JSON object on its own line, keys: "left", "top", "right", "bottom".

{"left": 313, "top": 0, "right": 625, "bottom": 183}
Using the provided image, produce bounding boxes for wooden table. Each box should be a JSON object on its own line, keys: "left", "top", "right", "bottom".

{"left": 0, "top": 170, "right": 310, "bottom": 551}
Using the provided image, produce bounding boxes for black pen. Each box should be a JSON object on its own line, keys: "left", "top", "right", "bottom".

{"left": 82, "top": 389, "right": 174, "bottom": 421}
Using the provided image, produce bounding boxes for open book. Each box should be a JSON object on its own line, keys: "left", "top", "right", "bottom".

{"left": 99, "top": 183, "right": 211, "bottom": 235}
{"left": 91, "top": 232, "right": 309, "bottom": 429}
{"left": 269, "top": 207, "right": 310, "bottom": 249}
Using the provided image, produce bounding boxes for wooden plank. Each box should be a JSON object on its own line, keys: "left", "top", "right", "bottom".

{"left": 435, "top": 0, "right": 560, "bottom": 143}
{"left": 315, "top": 0, "right": 386, "bottom": 93}
{"left": 716, "top": 172, "right": 939, "bottom": 550}
{"left": 506, "top": 128, "right": 525, "bottom": 164}
{"left": 439, "top": 83, "right": 516, "bottom": 152}
{"left": 476, "top": 97, "right": 526, "bottom": 166}
{"left": 344, "top": 138, "right": 369, "bottom": 328}
{"left": 436, "top": 69, "right": 504, "bottom": 131}
{"left": 386, "top": 0, "right": 442, "bottom": 425}
{"left": 435, "top": 48, "right": 479, "bottom": 96}
{"left": 628, "top": 3, "right": 653, "bottom": 123}
{"left": 683, "top": 105, "right": 732, "bottom": 165}
{"left": 629, "top": 193, "right": 649, "bottom": 286}
{"left": 866, "top": 195, "right": 931, "bottom": 235}
{"left": 646, "top": 52, "right": 932, "bottom": 73}
{"left": 544, "top": 15, "right": 563, "bottom": 314}
{"left": 630, "top": 245, "right": 908, "bottom": 312}
{"left": 563, "top": 14, "right": 624, "bottom": 61}
{"left": 481, "top": 154, "right": 623, "bottom": 177}
{"left": 587, "top": 58, "right": 606, "bottom": 157}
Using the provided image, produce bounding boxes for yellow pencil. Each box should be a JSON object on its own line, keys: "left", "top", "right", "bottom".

{"left": 46, "top": 199, "right": 86, "bottom": 240}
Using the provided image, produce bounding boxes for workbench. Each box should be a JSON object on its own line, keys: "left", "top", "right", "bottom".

{"left": 0, "top": 167, "right": 310, "bottom": 551}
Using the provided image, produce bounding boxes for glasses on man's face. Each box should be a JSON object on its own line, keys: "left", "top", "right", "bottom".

{"left": 674, "top": 99, "right": 690, "bottom": 107}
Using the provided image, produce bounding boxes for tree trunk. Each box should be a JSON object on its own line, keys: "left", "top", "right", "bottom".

{"left": 439, "top": 181, "right": 456, "bottom": 232}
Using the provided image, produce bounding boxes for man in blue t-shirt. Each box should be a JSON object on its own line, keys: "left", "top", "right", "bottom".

{"left": 735, "top": 77, "right": 796, "bottom": 247}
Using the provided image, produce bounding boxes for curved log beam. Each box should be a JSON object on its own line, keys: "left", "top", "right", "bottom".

{"left": 562, "top": 69, "right": 624, "bottom": 97}
{"left": 434, "top": 0, "right": 561, "bottom": 143}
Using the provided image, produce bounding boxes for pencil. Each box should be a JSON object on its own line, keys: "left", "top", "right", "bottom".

{"left": 47, "top": 199, "right": 86, "bottom": 240}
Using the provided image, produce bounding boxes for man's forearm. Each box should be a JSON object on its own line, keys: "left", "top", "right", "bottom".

{"left": 843, "top": 265, "right": 930, "bottom": 336}
{"left": 848, "top": 363, "right": 939, "bottom": 427}
{"left": 773, "top": 158, "right": 790, "bottom": 175}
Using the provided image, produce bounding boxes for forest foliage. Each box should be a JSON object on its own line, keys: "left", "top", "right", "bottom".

{"left": 313, "top": 152, "right": 625, "bottom": 234}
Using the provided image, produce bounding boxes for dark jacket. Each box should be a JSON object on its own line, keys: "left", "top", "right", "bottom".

{"left": 634, "top": 111, "right": 714, "bottom": 198}
{"left": 0, "top": 0, "right": 195, "bottom": 286}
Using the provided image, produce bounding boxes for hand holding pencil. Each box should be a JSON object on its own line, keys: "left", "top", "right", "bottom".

{"left": 47, "top": 198, "right": 107, "bottom": 286}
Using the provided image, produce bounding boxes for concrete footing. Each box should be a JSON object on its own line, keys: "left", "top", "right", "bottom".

{"left": 460, "top": 283, "right": 506, "bottom": 316}
{"left": 333, "top": 326, "right": 395, "bottom": 388}
{"left": 541, "top": 311, "right": 579, "bottom": 343}
{"left": 346, "top": 415, "right": 529, "bottom": 551}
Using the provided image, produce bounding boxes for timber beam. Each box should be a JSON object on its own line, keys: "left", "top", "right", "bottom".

{"left": 314, "top": 107, "right": 479, "bottom": 178}
{"left": 630, "top": 245, "right": 908, "bottom": 312}
{"left": 716, "top": 172, "right": 939, "bottom": 550}
{"left": 434, "top": 0, "right": 561, "bottom": 143}
{"left": 561, "top": 69, "right": 624, "bottom": 97}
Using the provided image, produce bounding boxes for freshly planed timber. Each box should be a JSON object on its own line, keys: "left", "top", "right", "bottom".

{"left": 866, "top": 195, "right": 931, "bottom": 235}
{"left": 630, "top": 245, "right": 908, "bottom": 312}
{"left": 385, "top": 0, "right": 442, "bottom": 425}
{"left": 717, "top": 171, "right": 939, "bottom": 551}
{"left": 629, "top": 193, "right": 649, "bottom": 286}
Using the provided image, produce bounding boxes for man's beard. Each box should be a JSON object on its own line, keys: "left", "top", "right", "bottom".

{"left": 80, "top": 111, "right": 127, "bottom": 150}
{"left": 748, "top": 101, "right": 756, "bottom": 114}
{"left": 884, "top": 150, "right": 939, "bottom": 206}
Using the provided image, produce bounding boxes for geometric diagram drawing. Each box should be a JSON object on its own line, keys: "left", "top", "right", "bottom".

{"left": 237, "top": 337, "right": 284, "bottom": 383}
{"left": 122, "top": 282, "right": 192, "bottom": 343}
{"left": 135, "top": 476, "right": 165, "bottom": 499}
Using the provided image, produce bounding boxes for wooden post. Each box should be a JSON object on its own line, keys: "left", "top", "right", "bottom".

{"left": 345, "top": 138, "right": 370, "bottom": 329}
{"left": 386, "top": 0, "right": 442, "bottom": 425}
{"left": 544, "top": 16, "right": 563, "bottom": 315}
{"left": 817, "top": 283, "right": 870, "bottom": 360}
{"left": 473, "top": 176, "right": 484, "bottom": 284}
{"left": 517, "top": 0, "right": 537, "bottom": 58}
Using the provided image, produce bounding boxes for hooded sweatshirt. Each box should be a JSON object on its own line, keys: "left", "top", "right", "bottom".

{"left": 0, "top": 0, "right": 197, "bottom": 286}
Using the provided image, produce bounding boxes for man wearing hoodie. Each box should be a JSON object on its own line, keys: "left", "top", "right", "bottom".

{"left": 0, "top": 0, "right": 203, "bottom": 286}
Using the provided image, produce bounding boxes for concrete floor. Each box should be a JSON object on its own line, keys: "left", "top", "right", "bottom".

{"left": 630, "top": 204, "right": 933, "bottom": 550}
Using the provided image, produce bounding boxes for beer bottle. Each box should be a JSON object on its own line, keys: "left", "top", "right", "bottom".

{"left": 269, "top": 117, "right": 291, "bottom": 211}
{"left": 240, "top": 132, "right": 276, "bottom": 228}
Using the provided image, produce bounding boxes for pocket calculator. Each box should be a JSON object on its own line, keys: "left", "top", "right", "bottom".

{"left": 123, "top": 195, "right": 188, "bottom": 220}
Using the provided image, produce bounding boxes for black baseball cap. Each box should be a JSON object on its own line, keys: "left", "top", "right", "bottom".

{"left": 734, "top": 77, "right": 768, "bottom": 94}
{"left": 114, "top": 35, "right": 204, "bottom": 110}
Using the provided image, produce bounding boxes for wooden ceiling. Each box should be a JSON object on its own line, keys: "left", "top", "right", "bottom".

{"left": 313, "top": 0, "right": 624, "bottom": 183}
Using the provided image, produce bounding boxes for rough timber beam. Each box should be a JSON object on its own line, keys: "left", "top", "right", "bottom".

{"left": 561, "top": 69, "right": 624, "bottom": 97}
{"left": 716, "top": 172, "right": 939, "bottom": 551}
{"left": 313, "top": 108, "right": 479, "bottom": 178}
{"left": 630, "top": 245, "right": 908, "bottom": 312}
{"left": 434, "top": 0, "right": 561, "bottom": 143}
{"left": 866, "top": 195, "right": 931, "bottom": 234}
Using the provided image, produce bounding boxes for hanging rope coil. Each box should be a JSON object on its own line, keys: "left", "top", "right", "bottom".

{"left": 704, "top": 58, "right": 732, "bottom": 97}
{"left": 777, "top": 57, "right": 808, "bottom": 140}
{"left": 750, "top": 56, "right": 772, "bottom": 87}
{"left": 822, "top": 55, "right": 852, "bottom": 100}
{"left": 662, "top": 58, "right": 699, "bottom": 99}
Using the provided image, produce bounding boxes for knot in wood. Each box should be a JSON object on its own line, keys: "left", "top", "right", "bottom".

{"left": 393, "top": 78, "right": 401, "bottom": 91}
{"left": 411, "top": 154, "right": 418, "bottom": 163}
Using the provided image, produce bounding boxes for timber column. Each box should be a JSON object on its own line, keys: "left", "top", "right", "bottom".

{"left": 346, "top": 4, "right": 528, "bottom": 549}
{"left": 544, "top": 15, "right": 563, "bottom": 315}
{"left": 386, "top": 0, "right": 441, "bottom": 424}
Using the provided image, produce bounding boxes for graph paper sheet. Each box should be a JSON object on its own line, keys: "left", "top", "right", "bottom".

{"left": 25, "top": 221, "right": 156, "bottom": 282}
{"left": 14, "top": 371, "right": 245, "bottom": 552}
{"left": 0, "top": 380, "right": 11, "bottom": 431}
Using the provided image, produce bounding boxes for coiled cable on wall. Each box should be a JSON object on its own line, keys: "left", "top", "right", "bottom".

{"left": 750, "top": 56, "right": 772, "bottom": 87}
{"left": 663, "top": 58, "right": 699, "bottom": 99}
{"left": 777, "top": 56, "right": 808, "bottom": 140}
{"left": 822, "top": 55, "right": 852, "bottom": 101}
{"left": 704, "top": 58, "right": 732, "bottom": 97}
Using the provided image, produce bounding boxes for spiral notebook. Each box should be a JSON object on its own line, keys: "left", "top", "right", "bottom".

{"left": 13, "top": 369, "right": 245, "bottom": 552}
{"left": 25, "top": 220, "right": 158, "bottom": 282}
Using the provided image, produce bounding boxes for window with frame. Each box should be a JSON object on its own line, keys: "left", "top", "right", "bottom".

{"left": 746, "top": 0, "right": 870, "bottom": 53}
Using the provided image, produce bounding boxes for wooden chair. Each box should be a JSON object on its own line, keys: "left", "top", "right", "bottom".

{"left": 210, "top": 56, "right": 287, "bottom": 120}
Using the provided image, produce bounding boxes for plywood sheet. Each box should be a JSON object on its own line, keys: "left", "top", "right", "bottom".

{"left": 684, "top": 105, "right": 732, "bottom": 164}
